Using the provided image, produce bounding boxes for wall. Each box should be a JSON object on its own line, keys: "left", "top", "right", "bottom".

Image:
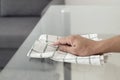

{"left": 65, "top": 0, "right": 120, "bottom": 5}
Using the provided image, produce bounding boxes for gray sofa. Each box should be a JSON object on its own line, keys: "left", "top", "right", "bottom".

{"left": 0, "top": 0, "right": 64, "bottom": 69}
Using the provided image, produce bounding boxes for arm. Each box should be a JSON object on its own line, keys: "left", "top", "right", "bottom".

{"left": 96, "top": 35, "right": 120, "bottom": 53}
{"left": 54, "top": 35, "right": 120, "bottom": 56}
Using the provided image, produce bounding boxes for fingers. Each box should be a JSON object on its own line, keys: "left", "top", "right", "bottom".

{"left": 58, "top": 45, "right": 74, "bottom": 53}
{"left": 53, "top": 37, "right": 70, "bottom": 46}
{"left": 53, "top": 35, "right": 80, "bottom": 55}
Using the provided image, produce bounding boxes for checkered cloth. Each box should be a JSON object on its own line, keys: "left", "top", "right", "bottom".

{"left": 27, "top": 34, "right": 105, "bottom": 65}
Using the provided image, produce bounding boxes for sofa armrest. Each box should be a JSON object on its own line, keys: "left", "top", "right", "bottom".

{"left": 41, "top": 0, "right": 65, "bottom": 16}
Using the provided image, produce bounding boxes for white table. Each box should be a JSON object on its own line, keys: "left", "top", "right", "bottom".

{"left": 0, "top": 5, "right": 120, "bottom": 80}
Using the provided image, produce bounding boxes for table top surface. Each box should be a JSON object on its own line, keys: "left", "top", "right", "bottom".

{"left": 0, "top": 5, "right": 120, "bottom": 80}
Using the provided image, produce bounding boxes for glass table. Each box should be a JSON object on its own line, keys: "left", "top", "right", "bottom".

{"left": 0, "top": 5, "right": 120, "bottom": 80}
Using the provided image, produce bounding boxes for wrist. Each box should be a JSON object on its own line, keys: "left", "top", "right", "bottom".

{"left": 93, "top": 40, "right": 109, "bottom": 54}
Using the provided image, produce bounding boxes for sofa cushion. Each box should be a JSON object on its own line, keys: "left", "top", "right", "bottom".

{"left": 1, "top": 0, "right": 51, "bottom": 17}
{"left": 0, "top": 0, "right": 1, "bottom": 14}
{"left": 0, "top": 17, "right": 40, "bottom": 48}
{"left": 0, "top": 48, "right": 17, "bottom": 68}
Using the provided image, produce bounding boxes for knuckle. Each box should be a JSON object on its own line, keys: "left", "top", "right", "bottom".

{"left": 71, "top": 35, "right": 80, "bottom": 41}
{"left": 73, "top": 34, "right": 80, "bottom": 38}
{"left": 70, "top": 36, "right": 76, "bottom": 41}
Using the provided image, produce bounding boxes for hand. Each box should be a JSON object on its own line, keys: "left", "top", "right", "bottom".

{"left": 54, "top": 35, "right": 101, "bottom": 56}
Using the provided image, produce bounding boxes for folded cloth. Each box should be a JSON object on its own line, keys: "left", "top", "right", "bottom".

{"left": 27, "top": 34, "right": 106, "bottom": 65}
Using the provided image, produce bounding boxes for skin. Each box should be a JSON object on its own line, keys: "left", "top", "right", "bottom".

{"left": 53, "top": 35, "right": 120, "bottom": 56}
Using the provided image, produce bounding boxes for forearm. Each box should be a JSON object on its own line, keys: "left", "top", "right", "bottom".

{"left": 95, "top": 35, "right": 120, "bottom": 54}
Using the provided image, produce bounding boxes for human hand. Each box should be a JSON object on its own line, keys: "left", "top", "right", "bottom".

{"left": 53, "top": 35, "right": 101, "bottom": 56}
